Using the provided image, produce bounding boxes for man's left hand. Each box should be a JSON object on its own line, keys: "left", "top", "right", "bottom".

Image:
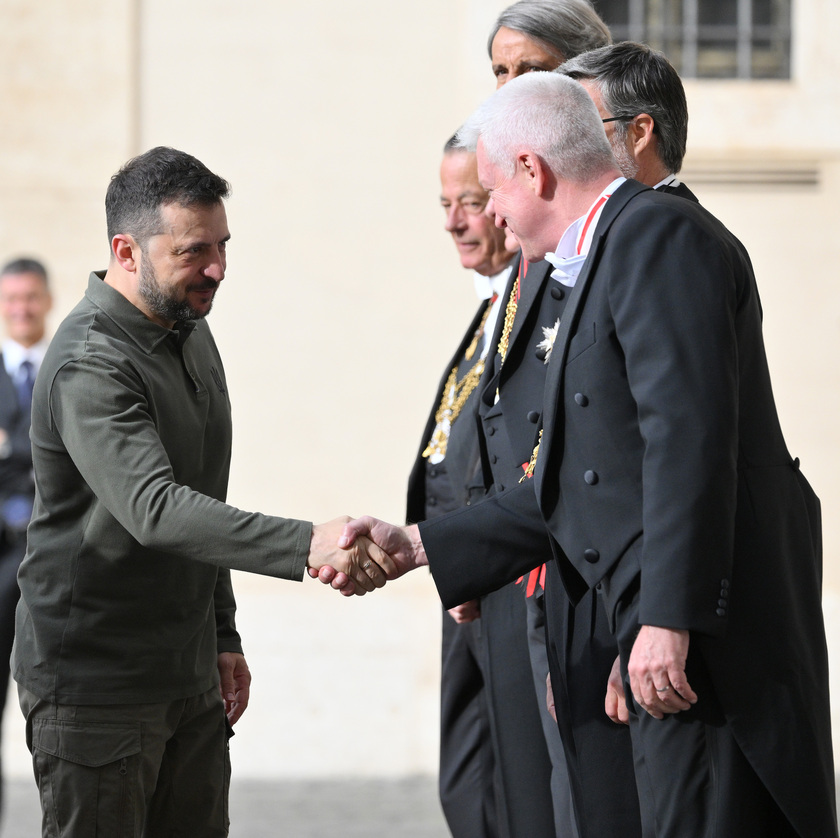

{"left": 627, "top": 625, "right": 697, "bottom": 719}
{"left": 218, "top": 652, "right": 251, "bottom": 725}
{"left": 605, "top": 654, "right": 629, "bottom": 725}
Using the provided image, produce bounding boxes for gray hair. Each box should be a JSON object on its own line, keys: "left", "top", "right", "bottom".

{"left": 488, "top": 0, "right": 611, "bottom": 64}
{"left": 558, "top": 42, "right": 688, "bottom": 173}
{"left": 457, "top": 73, "right": 616, "bottom": 184}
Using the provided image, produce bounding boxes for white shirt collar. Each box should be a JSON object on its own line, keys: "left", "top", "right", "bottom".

{"left": 544, "top": 177, "right": 626, "bottom": 286}
{"left": 471, "top": 262, "right": 514, "bottom": 362}
{"left": 653, "top": 174, "right": 679, "bottom": 190}
{"left": 2, "top": 337, "right": 49, "bottom": 378}
{"left": 473, "top": 261, "right": 515, "bottom": 302}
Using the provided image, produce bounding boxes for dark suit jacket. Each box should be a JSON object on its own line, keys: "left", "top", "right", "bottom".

{"left": 421, "top": 180, "right": 835, "bottom": 836}
{"left": 0, "top": 354, "right": 35, "bottom": 505}
{"left": 478, "top": 182, "right": 697, "bottom": 503}
{"left": 406, "top": 302, "right": 491, "bottom": 524}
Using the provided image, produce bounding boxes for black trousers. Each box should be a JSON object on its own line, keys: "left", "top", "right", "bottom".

{"left": 439, "top": 609, "right": 498, "bottom": 838}
{"left": 524, "top": 585, "right": 578, "bottom": 837}
{"left": 614, "top": 586, "right": 797, "bottom": 838}
{"left": 544, "top": 563, "right": 642, "bottom": 838}
{"left": 481, "top": 581, "right": 557, "bottom": 838}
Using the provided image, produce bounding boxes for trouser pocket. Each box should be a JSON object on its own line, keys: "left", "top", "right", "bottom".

{"left": 31, "top": 719, "right": 142, "bottom": 838}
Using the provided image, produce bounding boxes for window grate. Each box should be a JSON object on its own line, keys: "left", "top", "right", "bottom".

{"left": 593, "top": 0, "right": 792, "bottom": 79}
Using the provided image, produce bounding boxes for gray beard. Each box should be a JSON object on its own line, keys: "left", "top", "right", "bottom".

{"left": 138, "top": 257, "right": 215, "bottom": 323}
{"left": 611, "top": 136, "right": 640, "bottom": 180}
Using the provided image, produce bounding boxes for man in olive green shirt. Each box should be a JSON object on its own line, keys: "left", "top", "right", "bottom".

{"left": 13, "top": 146, "right": 388, "bottom": 837}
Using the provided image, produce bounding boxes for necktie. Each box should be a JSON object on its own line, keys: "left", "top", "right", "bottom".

{"left": 16, "top": 359, "right": 35, "bottom": 417}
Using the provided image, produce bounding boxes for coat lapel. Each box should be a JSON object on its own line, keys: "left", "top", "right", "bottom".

{"left": 535, "top": 180, "right": 651, "bottom": 505}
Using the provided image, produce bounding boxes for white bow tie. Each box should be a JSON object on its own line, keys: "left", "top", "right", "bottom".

{"left": 544, "top": 251, "right": 588, "bottom": 287}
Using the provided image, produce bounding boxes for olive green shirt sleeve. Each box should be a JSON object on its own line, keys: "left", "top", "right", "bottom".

{"left": 47, "top": 353, "right": 311, "bottom": 583}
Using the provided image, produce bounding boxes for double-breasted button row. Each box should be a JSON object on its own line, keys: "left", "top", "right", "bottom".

{"left": 716, "top": 578, "right": 730, "bottom": 617}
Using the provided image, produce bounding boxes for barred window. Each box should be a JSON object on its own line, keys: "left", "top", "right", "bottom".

{"left": 592, "top": 0, "right": 792, "bottom": 79}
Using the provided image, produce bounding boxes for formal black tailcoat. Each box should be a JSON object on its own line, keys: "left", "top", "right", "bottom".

{"left": 476, "top": 258, "right": 580, "bottom": 837}
{"left": 405, "top": 301, "right": 499, "bottom": 838}
{"left": 408, "top": 292, "right": 558, "bottom": 837}
{"left": 420, "top": 180, "right": 836, "bottom": 837}
{"left": 477, "top": 255, "right": 641, "bottom": 837}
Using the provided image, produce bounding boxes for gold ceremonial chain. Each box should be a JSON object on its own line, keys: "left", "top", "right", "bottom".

{"left": 496, "top": 275, "right": 520, "bottom": 364}
{"left": 520, "top": 429, "right": 543, "bottom": 483}
{"left": 422, "top": 300, "right": 495, "bottom": 460}
{"left": 494, "top": 275, "right": 520, "bottom": 400}
{"left": 421, "top": 359, "right": 486, "bottom": 460}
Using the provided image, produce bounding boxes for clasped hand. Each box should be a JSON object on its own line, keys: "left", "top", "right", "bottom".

{"left": 307, "top": 516, "right": 427, "bottom": 596}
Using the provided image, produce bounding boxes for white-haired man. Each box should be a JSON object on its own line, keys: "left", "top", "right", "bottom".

{"left": 335, "top": 73, "right": 836, "bottom": 838}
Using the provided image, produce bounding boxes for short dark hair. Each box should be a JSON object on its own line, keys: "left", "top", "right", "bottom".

{"left": 0, "top": 257, "right": 49, "bottom": 287}
{"left": 105, "top": 146, "right": 230, "bottom": 244}
{"left": 558, "top": 42, "right": 688, "bottom": 174}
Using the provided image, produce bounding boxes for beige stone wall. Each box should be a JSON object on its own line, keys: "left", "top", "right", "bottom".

{"left": 2, "top": 0, "right": 839, "bottom": 779}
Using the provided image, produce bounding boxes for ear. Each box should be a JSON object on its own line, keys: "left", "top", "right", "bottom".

{"left": 627, "top": 113, "right": 657, "bottom": 156}
{"left": 111, "top": 234, "right": 141, "bottom": 273}
{"left": 517, "top": 151, "right": 550, "bottom": 198}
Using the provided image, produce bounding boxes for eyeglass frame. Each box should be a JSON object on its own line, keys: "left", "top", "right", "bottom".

{"left": 601, "top": 114, "right": 659, "bottom": 134}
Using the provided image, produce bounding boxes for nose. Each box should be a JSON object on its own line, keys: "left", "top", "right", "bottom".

{"left": 203, "top": 246, "right": 226, "bottom": 282}
{"left": 484, "top": 196, "right": 495, "bottom": 220}
{"left": 444, "top": 204, "right": 467, "bottom": 233}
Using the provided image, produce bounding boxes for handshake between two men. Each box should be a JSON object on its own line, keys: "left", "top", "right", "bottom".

{"left": 309, "top": 515, "right": 699, "bottom": 727}
{"left": 307, "top": 517, "right": 422, "bottom": 595}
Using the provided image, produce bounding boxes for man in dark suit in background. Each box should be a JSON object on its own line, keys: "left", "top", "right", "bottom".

{"left": 0, "top": 256, "right": 52, "bottom": 817}
{"left": 336, "top": 71, "right": 837, "bottom": 837}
